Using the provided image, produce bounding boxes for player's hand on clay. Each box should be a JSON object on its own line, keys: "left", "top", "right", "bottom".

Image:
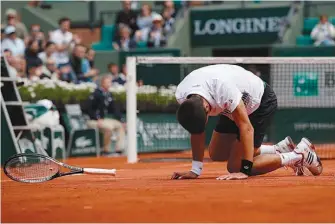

{"left": 216, "top": 172, "right": 248, "bottom": 180}
{"left": 171, "top": 171, "right": 198, "bottom": 180}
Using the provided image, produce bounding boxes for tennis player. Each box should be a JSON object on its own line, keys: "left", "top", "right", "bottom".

{"left": 172, "top": 64, "right": 323, "bottom": 180}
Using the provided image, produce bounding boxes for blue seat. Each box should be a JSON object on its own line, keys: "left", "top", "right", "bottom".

{"left": 303, "top": 18, "right": 319, "bottom": 35}
{"left": 296, "top": 35, "right": 314, "bottom": 46}
{"left": 91, "top": 25, "right": 115, "bottom": 51}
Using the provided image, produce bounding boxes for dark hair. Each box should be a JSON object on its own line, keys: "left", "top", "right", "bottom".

{"left": 58, "top": 17, "right": 70, "bottom": 25}
{"left": 108, "top": 63, "right": 117, "bottom": 69}
{"left": 176, "top": 95, "right": 207, "bottom": 134}
{"left": 45, "top": 41, "right": 55, "bottom": 48}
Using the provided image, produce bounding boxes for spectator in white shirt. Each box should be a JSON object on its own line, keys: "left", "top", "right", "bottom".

{"left": 2, "top": 8, "right": 28, "bottom": 40}
{"left": 49, "top": 17, "right": 81, "bottom": 66}
{"left": 147, "top": 14, "right": 167, "bottom": 48}
{"left": 38, "top": 41, "right": 58, "bottom": 65}
{"left": 162, "top": 7, "right": 175, "bottom": 34}
{"left": 311, "top": 15, "right": 335, "bottom": 46}
{"left": 2, "top": 26, "right": 25, "bottom": 57}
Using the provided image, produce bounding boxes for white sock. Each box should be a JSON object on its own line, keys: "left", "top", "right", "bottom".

{"left": 279, "top": 152, "right": 302, "bottom": 166}
{"left": 260, "top": 145, "right": 277, "bottom": 154}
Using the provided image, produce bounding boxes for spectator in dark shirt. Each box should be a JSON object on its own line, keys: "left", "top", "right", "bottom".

{"left": 163, "top": 0, "right": 176, "bottom": 18}
{"left": 27, "top": 59, "right": 50, "bottom": 80}
{"left": 70, "top": 44, "right": 98, "bottom": 82}
{"left": 115, "top": 0, "right": 138, "bottom": 36}
{"left": 86, "top": 75, "right": 126, "bottom": 155}
{"left": 108, "top": 63, "right": 126, "bottom": 85}
{"left": 86, "top": 48, "right": 96, "bottom": 68}
{"left": 162, "top": 7, "right": 175, "bottom": 34}
{"left": 25, "top": 24, "right": 45, "bottom": 52}
{"left": 112, "top": 24, "right": 137, "bottom": 51}
{"left": 25, "top": 40, "right": 42, "bottom": 72}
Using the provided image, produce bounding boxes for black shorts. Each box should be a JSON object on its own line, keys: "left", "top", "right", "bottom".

{"left": 214, "top": 83, "right": 278, "bottom": 148}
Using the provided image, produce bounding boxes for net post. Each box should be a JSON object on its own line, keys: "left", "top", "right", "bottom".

{"left": 126, "top": 57, "right": 138, "bottom": 163}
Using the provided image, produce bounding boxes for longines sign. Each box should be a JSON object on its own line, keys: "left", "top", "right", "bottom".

{"left": 190, "top": 7, "right": 289, "bottom": 47}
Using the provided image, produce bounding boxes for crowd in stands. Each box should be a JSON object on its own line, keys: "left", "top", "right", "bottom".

{"left": 113, "top": 0, "right": 176, "bottom": 50}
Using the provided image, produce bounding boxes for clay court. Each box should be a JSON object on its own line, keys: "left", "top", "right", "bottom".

{"left": 2, "top": 151, "right": 335, "bottom": 223}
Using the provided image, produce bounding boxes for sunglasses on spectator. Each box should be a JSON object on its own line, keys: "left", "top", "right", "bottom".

{"left": 32, "top": 28, "right": 40, "bottom": 32}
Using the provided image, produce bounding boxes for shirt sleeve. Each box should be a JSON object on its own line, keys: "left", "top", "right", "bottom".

{"left": 175, "top": 87, "right": 186, "bottom": 104}
{"left": 216, "top": 80, "right": 242, "bottom": 113}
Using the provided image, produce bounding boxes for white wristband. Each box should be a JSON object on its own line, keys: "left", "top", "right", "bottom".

{"left": 190, "top": 160, "right": 203, "bottom": 176}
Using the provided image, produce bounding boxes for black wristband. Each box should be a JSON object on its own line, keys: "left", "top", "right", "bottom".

{"left": 240, "top": 160, "right": 253, "bottom": 176}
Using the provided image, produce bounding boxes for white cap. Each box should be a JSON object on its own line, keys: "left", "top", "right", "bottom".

{"left": 4, "top": 26, "right": 16, "bottom": 35}
{"left": 5, "top": 8, "right": 17, "bottom": 17}
{"left": 152, "top": 14, "right": 163, "bottom": 22}
{"left": 37, "top": 99, "right": 53, "bottom": 110}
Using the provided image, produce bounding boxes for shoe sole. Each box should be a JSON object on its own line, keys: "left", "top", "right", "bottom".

{"left": 301, "top": 138, "right": 323, "bottom": 176}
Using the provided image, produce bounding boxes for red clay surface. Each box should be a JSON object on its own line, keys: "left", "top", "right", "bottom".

{"left": 2, "top": 151, "right": 335, "bottom": 223}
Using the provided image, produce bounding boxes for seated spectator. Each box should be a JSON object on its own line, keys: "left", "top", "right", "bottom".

{"left": 70, "top": 44, "right": 98, "bottom": 82}
{"left": 163, "top": 0, "right": 176, "bottom": 18}
{"left": 311, "top": 15, "right": 335, "bottom": 46}
{"left": 115, "top": 0, "right": 138, "bottom": 37}
{"left": 25, "top": 40, "right": 42, "bottom": 71}
{"left": 86, "top": 48, "right": 96, "bottom": 68}
{"left": 86, "top": 75, "right": 126, "bottom": 156}
{"left": 1, "top": 24, "right": 5, "bottom": 42}
{"left": 49, "top": 17, "right": 81, "bottom": 66}
{"left": 3, "top": 49, "right": 18, "bottom": 78}
{"left": 112, "top": 25, "right": 137, "bottom": 51}
{"left": 38, "top": 41, "right": 58, "bottom": 65}
{"left": 27, "top": 59, "right": 50, "bottom": 80}
{"left": 162, "top": 7, "right": 175, "bottom": 34}
{"left": 25, "top": 24, "right": 46, "bottom": 52}
{"left": 108, "top": 63, "right": 126, "bottom": 85}
{"left": 137, "top": 4, "right": 153, "bottom": 30}
{"left": 41, "top": 58, "right": 60, "bottom": 80}
{"left": 147, "top": 14, "right": 167, "bottom": 48}
{"left": 2, "top": 26, "right": 25, "bottom": 57}
{"left": 3, "top": 8, "right": 28, "bottom": 40}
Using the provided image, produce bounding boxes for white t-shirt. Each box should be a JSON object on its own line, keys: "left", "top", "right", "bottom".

{"left": 1, "top": 38, "right": 25, "bottom": 56}
{"left": 49, "top": 29, "right": 73, "bottom": 64}
{"left": 175, "top": 64, "right": 265, "bottom": 120}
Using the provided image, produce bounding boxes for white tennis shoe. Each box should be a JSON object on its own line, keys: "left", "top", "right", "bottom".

{"left": 292, "top": 138, "right": 323, "bottom": 176}
{"left": 275, "top": 136, "right": 295, "bottom": 153}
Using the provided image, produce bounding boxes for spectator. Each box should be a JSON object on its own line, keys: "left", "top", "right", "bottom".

{"left": 70, "top": 44, "right": 98, "bottom": 82}
{"left": 3, "top": 8, "right": 28, "bottom": 40}
{"left": 108, "top": 63, "right": 126, "bottom": 85}
{"left": 163, "top": 0, "right": 176, "bottom": 18}
{"left": 41, "top": 58, "right": 60, "bottom": 80}
{"left": 38, "top": 41, "right": 58, "bottom": 65}
{"left": 147, "top": 14, "right": 167, "bottom": 48}
{"left": 27, "top": 59, "right": 50, "bottom": 80}
{"left": 137, "top": 4, "right": 153, "bottom": 30}
{"left": 113, "top": 24, "right": 137, "bottom": 51}
{"left": 86, "top": 75, "right": 126, "bottom": 156}
{"left": 3, "top": 49, "right": 18, "bottom": 78}
{"left": 1, "top": 24, "right": 5, "bottom": 42}
{"left": 86, "top": 48, "right": 96, "bottom": 68}
{"left": 1, "top": 26, "right": 25, "bottom": 57}
{"left": 162, "top": 7, "right": 175, "bottom": 34}
{"left": 49, "top": 17, "right": 80, "bottom": 66}
{"left": 25, "top": 24, "right": 45, "bottom": 51}
{"left": 311, "top": 15, "right": 335, "bottom": 46}
{"left": 25, "top": 40, "right": 42, "bottom": 72}
{"left": 115, "top": 0, "right": 138, "bottom": 36}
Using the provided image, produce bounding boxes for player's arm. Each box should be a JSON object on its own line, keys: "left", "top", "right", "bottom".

{"left": 171, "top": 133, "right": 205, "bottom": 180}
{"left": 231, "top": 100, "right": 254, "bottom": 164}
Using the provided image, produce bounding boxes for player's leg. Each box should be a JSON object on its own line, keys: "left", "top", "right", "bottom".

{"left": 208, "top": 116, "right": 239, "bottom": 162}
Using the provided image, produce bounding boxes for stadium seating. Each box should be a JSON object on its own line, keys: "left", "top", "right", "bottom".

{"left": 296, "top": 17, "right": 335, "bottom": 46}
{"left": 92, "top": 25, "right": 115, "bottom": 51}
